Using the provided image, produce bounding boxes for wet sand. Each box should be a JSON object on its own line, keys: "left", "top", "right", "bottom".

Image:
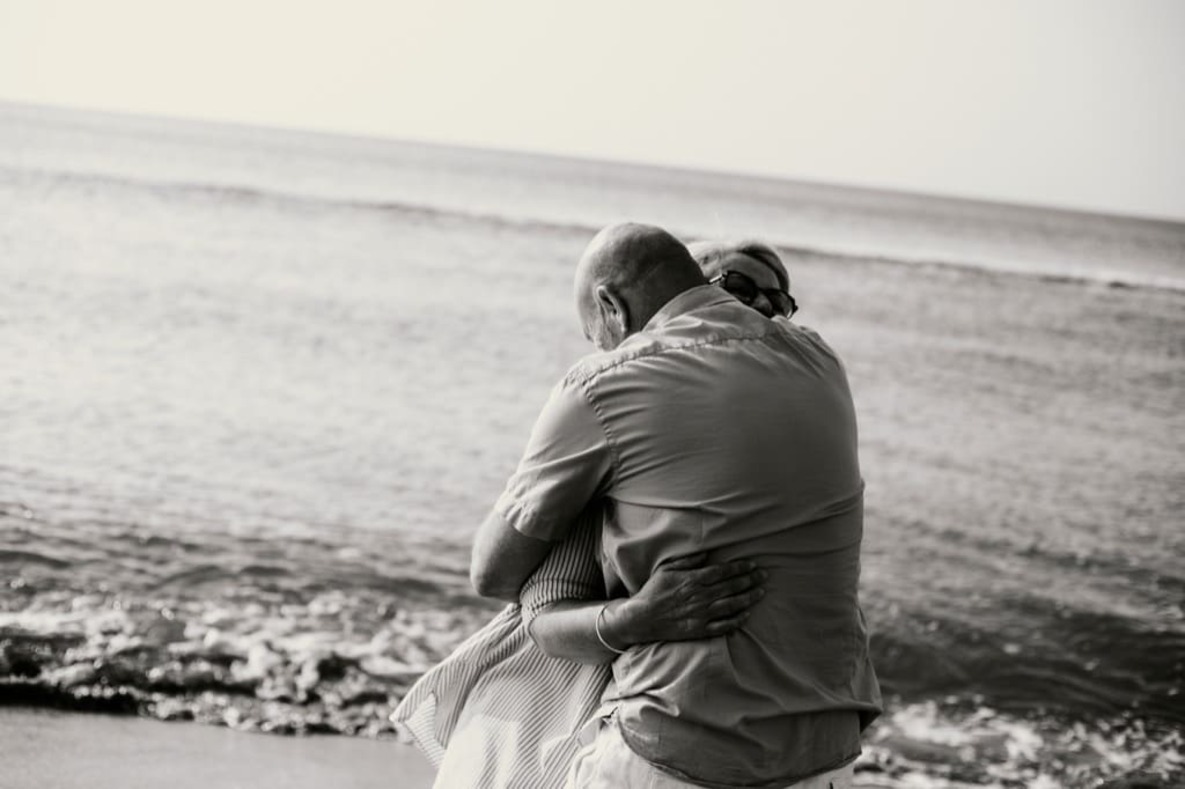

{"left": 1, "top": 708, "right": 434, "bottom": 789}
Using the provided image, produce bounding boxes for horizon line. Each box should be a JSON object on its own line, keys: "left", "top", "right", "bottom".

{"left": 4, "top": 97, "right": 1184, "bottom": 227}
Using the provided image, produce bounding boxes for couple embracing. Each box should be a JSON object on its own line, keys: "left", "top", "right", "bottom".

{"left": 393, "top": 223, "right": 882, "bottom": 788}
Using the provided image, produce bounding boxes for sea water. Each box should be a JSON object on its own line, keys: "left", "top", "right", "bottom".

{"left": 1, "top": 102, "right": 1182, "bottom": 787}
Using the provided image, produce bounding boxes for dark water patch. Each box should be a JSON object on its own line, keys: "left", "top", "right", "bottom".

{"left": 0, "top": 632, "right": 86, "bottom": 686}
{"left": 0, "top": 501, "right": 35, "bottom": 519}
{"left": 112, "top": 531, "right": 211, "bottom": 552}
{"left": 150, "top": 563, "right": 237, "bottom": 589}
{"left": 868, "top": 599, "right": 1184, "bottom": 730}
{"left": 238, "top": 563, "right": 292, "bottom": 578}
{"left": 1018, "top": 538, "right": 1185, "bottom": 591}
{"left": 0, "top": 550, "right": 69, "bottom": 568}
{"left": 332, "top": 570, "right": 462, "bottom": 599}
{"left": 0, "top": 679, "right": 143, "bottom": 714}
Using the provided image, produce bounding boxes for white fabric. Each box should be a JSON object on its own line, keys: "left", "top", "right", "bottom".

{"left": 567, "top": 717, "right": 856, "bottom": 789}
{"left": 391, "top": 510, "right": 611, "bottom": 788}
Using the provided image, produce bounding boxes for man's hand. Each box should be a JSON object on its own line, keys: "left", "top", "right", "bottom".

{"left": 602, "top": 553, "right": 766, "bottom": 647}
{"left": 470, "top": 510, "right": 553, "bottom": 601}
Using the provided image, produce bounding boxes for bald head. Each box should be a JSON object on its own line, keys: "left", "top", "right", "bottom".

{"left": 574, "top": 223, "right": 706, "bottom": 350}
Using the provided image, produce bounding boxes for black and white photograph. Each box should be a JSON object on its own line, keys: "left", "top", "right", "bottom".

{"left": 0, "top": 2, "right": 1181, "bottom": 787}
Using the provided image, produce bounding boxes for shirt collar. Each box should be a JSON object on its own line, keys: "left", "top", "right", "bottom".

{"left": 643, "top": 284, "right": 736, "bottom": 333}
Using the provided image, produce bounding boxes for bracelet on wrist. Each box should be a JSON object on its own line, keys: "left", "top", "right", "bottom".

{"left": 595, "top": 603, "right": 627, "bottom": 655}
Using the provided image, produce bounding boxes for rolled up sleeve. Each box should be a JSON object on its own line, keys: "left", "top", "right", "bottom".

{"left": 494, "top": 378, "right": 612, "bottom": 542}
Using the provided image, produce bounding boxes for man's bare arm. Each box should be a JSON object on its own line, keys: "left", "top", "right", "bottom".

{"left": 472, "top": 377, "right": 610, "bottom": 600}
{"left": 470, "top": 509, "right": 554, "bottom": 601}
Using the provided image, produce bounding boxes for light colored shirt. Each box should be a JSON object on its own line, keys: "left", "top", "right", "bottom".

{"left": 495, "top": 285, "right": 882, "bottom": 788}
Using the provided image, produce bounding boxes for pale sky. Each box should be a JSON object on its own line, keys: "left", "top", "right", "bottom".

{"left": 2, "top": 0, "right": 1183, "bottom": 219}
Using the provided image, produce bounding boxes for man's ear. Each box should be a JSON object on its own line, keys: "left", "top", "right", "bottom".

{"left": 595, "top": 285, "right": 630, "bottom": 333}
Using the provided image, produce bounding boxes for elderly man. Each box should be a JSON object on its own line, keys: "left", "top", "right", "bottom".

{"left": 471, "top": 223, "right": 881, "bottom": 788}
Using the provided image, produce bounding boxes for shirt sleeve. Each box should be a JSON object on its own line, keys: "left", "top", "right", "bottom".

{"left": 494, "top": 377, "right": 613, "bottom": 542}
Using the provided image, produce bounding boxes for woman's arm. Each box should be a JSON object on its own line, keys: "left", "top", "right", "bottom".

{"left": 525, "top": 553, "right": 765, "bottom": 664}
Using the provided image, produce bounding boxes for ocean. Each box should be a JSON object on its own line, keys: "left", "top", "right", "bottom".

{"left": 1, "top": 101, "right": 1182, "bottom": 787}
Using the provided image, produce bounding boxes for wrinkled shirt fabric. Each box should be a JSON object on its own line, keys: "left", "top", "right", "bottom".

{"left": 496, "top": 285, "right": 882, "bottom": 788}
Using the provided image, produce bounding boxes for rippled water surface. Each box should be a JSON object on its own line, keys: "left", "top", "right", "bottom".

{"left": 2, "top": 103, "right": 1183, "bottom": 787}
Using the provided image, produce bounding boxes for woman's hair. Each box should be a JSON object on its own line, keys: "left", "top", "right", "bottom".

{"left": 686, "top": 239, "right": 790, "bottom": 292}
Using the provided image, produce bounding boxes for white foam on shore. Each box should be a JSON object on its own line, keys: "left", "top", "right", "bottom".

{"left": 857, "top": 701, "right": 1184, "bottom": 788}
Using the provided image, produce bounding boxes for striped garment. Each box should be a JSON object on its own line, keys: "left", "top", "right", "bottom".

{"left": 392, "top": 509, "right": 613, "bottom": 788}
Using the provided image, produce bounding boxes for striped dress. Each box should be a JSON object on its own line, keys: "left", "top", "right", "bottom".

{"left": 391, "top": 509, "right": 613, "bottom": 788}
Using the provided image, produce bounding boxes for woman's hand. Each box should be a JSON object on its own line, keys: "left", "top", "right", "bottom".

{"left": 601, "top": 553, "right": 766, "bottom": 649}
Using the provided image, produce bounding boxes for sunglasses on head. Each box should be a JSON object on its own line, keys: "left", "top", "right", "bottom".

{"left": 710, "top": 271, "right": 798, "bottom": 317}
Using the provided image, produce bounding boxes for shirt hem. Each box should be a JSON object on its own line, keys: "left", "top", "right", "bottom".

{"left": 616, "top": 722, "right": 861, "bottom": 789}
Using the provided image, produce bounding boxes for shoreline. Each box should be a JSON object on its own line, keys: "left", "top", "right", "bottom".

{"left": 0, "top": 707, "right": 435, "bottom": 789}
{"left": 4, "top": 705, "right": 1180, "bottom": 789}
